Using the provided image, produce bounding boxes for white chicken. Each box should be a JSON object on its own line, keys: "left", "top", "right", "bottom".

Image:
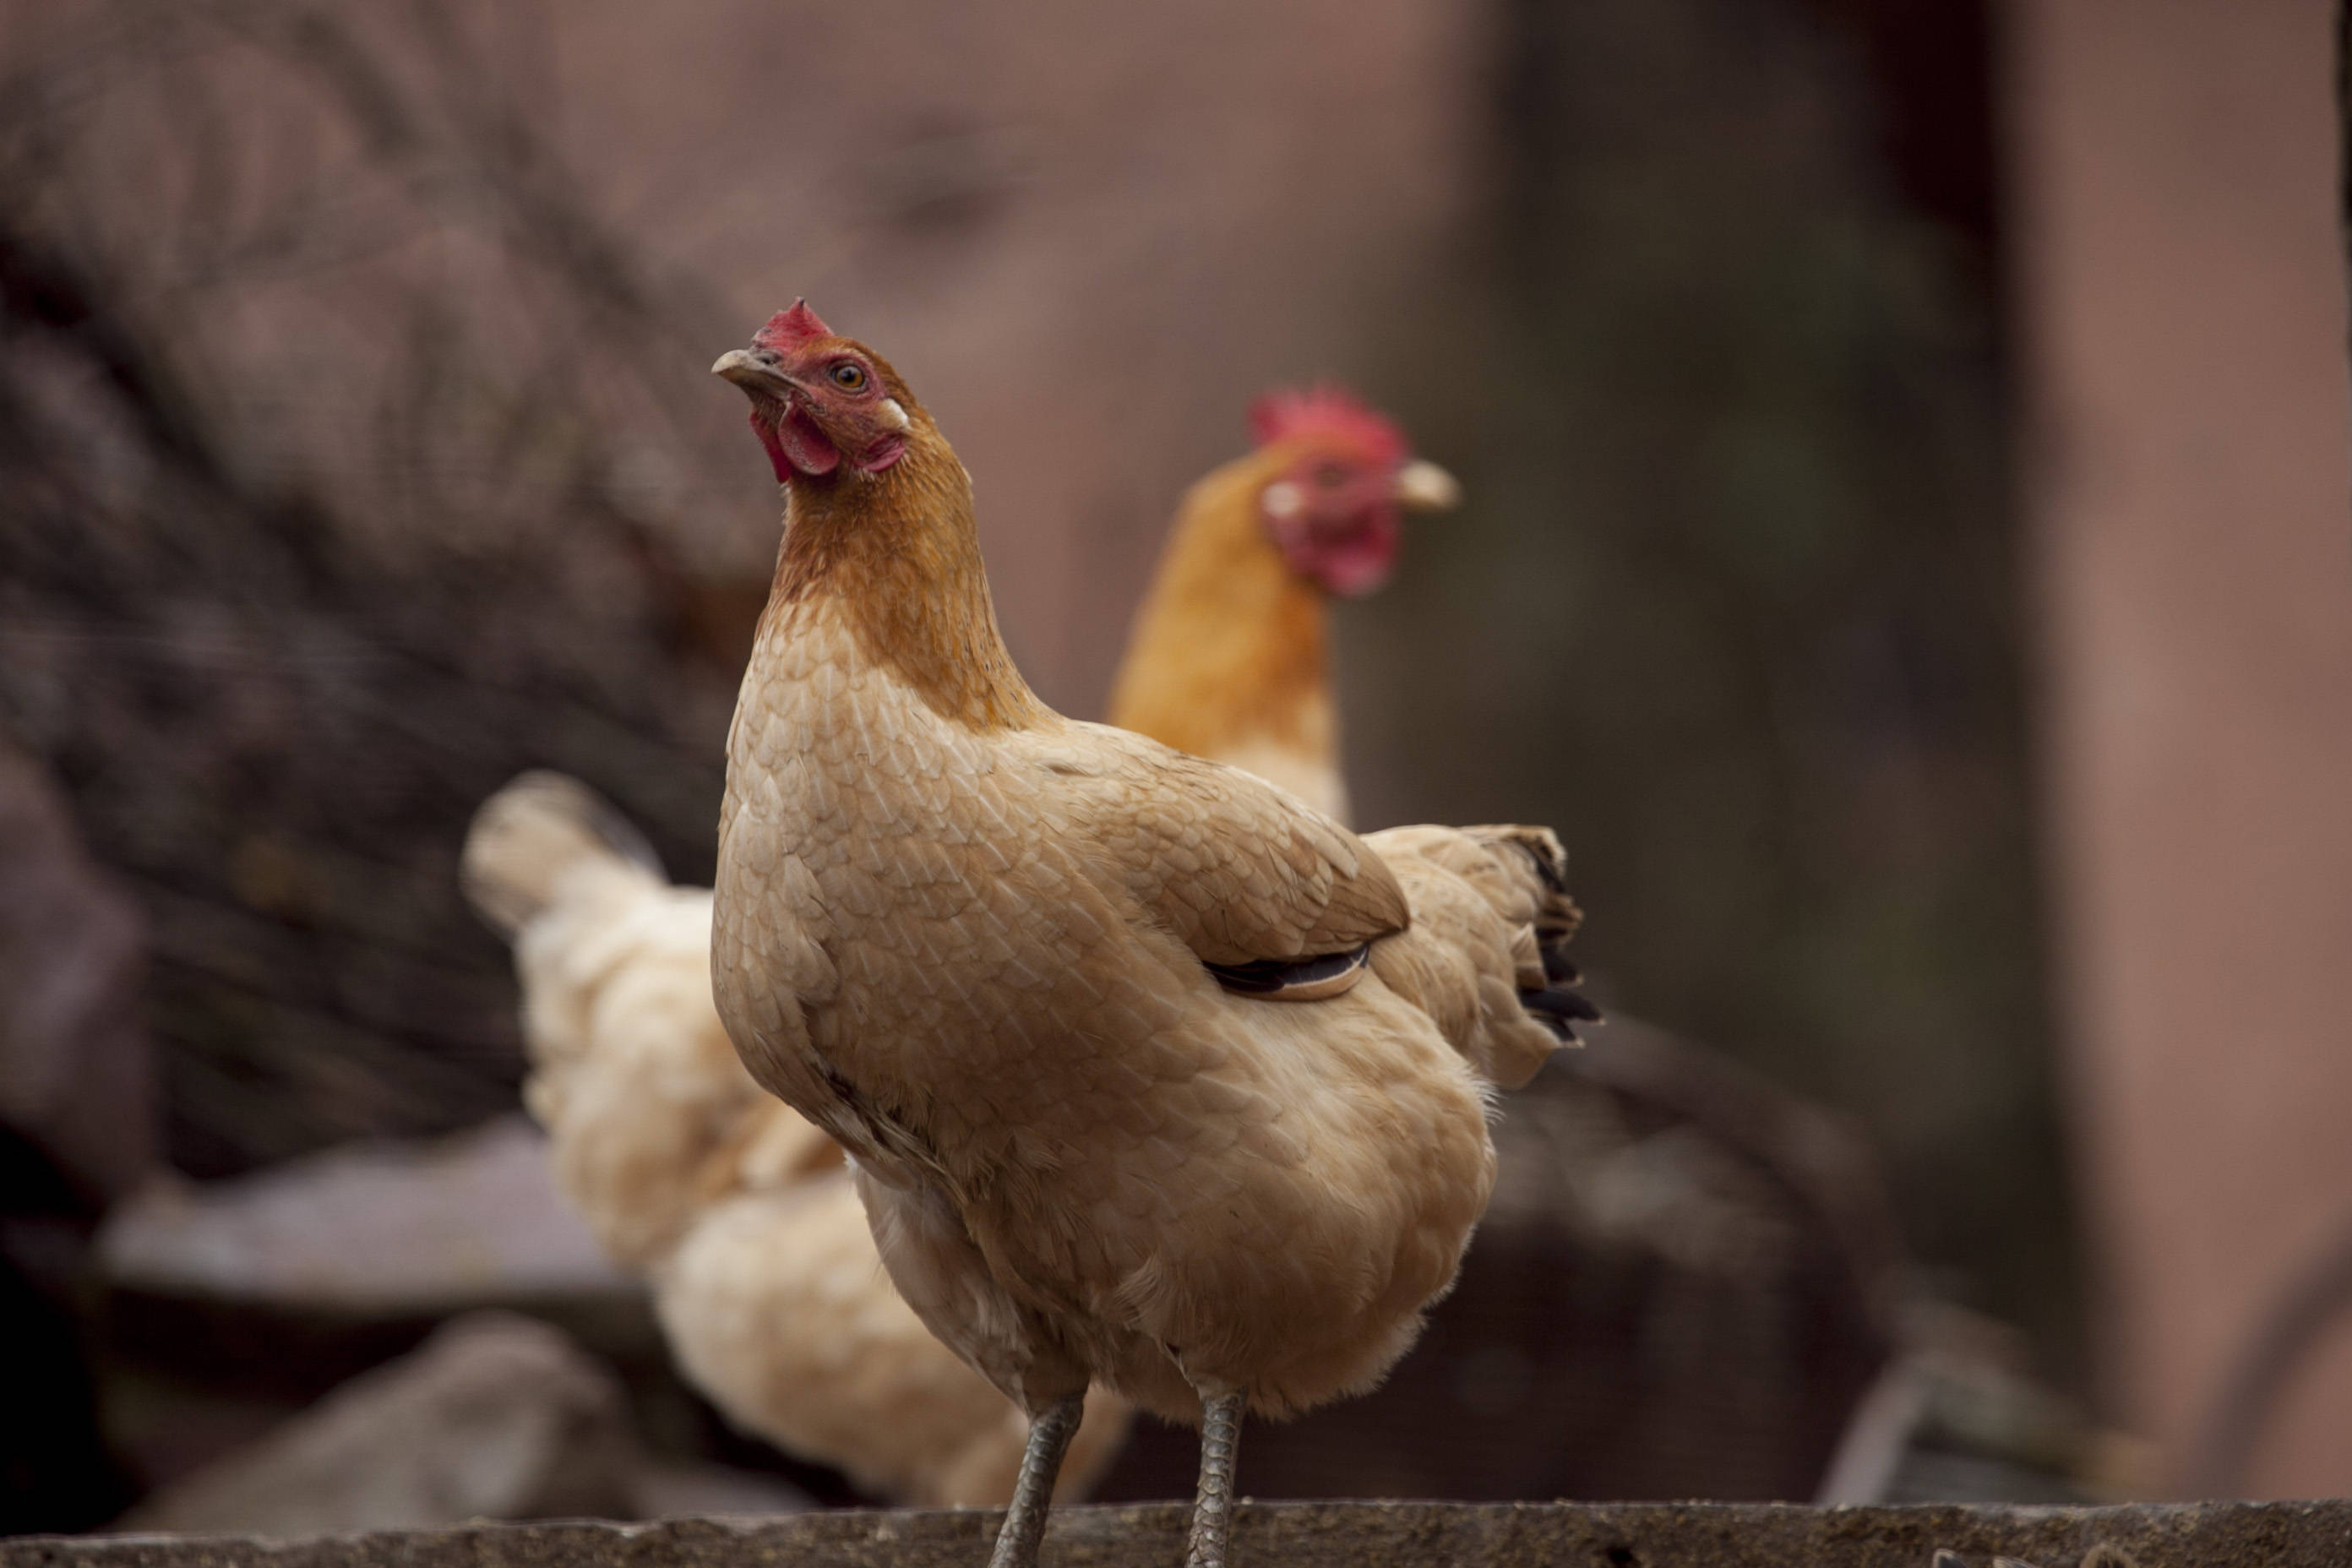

{"left": 461, "top": 773, "right": 1131, "bottom": 1505}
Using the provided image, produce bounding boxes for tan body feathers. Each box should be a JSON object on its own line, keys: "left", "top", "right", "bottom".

{"left": 718, "top": 600, "right": 1505, "bottom": 1417}
{"left": 709, "top": 327, "right": 1582, "bottom": 1456}
{"left": 461, "top": 773, "right": 1131, "bottom": 1505}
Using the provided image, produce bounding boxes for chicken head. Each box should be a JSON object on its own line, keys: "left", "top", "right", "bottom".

{"left": 713, "top": 299, "right": 915, "bottom": 482}
{"left": 1248, "top": 384, "right": 1460, "bottom": 596}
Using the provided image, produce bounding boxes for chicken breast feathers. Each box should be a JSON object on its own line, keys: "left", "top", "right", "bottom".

{"left": 715, "top": 600, "right": 1574, "bottom": 1422}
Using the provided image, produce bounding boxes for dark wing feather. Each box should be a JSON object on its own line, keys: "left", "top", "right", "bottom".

{"left": 1205, "top": 944, "right": 1370, "bottom": 1001}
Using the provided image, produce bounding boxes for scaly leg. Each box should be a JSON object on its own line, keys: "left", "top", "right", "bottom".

{"left": 986, "top": 1393, "right": 1084, "bottom": 1568}
{"left": 1184, "top": 1387, "right": 1247, "bottom": 1568}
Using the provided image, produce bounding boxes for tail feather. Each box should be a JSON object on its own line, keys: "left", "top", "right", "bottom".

{"left": 1457, "top": 824, "right": 1597, "bottom": 1041}
{"left": 460, "top": 770, "right": 666, "bottom": 936}
{"left": 1518, "top": 982, "right": 1603, "bottom": 1042}
{"left": 1361, "top": 822, "right": 1597, "bottom": 1091}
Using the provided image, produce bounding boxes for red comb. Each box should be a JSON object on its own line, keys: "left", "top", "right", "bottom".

{"left": 754, "top": 299, "right": 835, "bottom": 353}
{"left": 1247, "top": 384, "right": 1407, "bottom": 464}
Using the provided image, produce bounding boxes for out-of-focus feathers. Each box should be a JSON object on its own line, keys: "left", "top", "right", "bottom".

{"left": 460, "top": 772, "right": 1132, "bottom": 1504}
{"left": 1106, "top": 389, "right": 1456, "bottom": 826}
{"left": 656, "top": 1171, "right": 1128, "bottom": 1505}
{"left": 466, "top": 774, "right": 794, "bottom": 1267}
{"left": 460, "top": 770, "right": 665, "bottom": 937}
{"left": 1108, "top": 447, "right": 1347, "bottom": 817}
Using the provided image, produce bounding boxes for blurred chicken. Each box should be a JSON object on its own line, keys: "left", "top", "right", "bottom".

{"left": 461, "top": 774, "right": 1131, "bottom": 1505}
{"left": 1108, "top": 387, "right": 1457, "bottom": 824}
{"left": 708, "top": 302, "right": 1592, "bottom": 1568}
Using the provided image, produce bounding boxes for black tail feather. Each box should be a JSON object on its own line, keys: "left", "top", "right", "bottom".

{"left": 1520, "top": 982, "right": 1602, "bottom": 1043}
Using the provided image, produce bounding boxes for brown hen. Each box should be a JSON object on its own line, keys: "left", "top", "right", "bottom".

{"left": 709, "top": 302, "right": 1590, "bottom": 1568}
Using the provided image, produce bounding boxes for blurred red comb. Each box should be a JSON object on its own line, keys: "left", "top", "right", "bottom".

{"left": 754, "top": 299, "right": 834, "bottom": 352}
{"left": 1248, "top": 384, "right": 1407, "bottom": 464}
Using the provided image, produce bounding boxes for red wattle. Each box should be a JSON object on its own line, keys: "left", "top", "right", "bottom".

{"left": 856, "top": 434, "right": 908, "bottom": 475}
{"left": 778, "top": 405, "right": 841, "bottom": 476}
{"left": 750, "top": 411, "right": 792, "bottom": 485}
{"left": 1271, "top": 508, "right": 1402, "bottom": 597}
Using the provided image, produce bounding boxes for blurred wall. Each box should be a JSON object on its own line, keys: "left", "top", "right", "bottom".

{"left": 540, "top": 0, "right": 1489, "bottom": 716}
{"left": 2008, "top": 0, "right": 2352, "bottom": 1493}
{"left": 1347, "top": 0, "right": 2061, "bottom": 1357}
{"left": 4, "top": 0, "right": 2063, "bottom": 1396}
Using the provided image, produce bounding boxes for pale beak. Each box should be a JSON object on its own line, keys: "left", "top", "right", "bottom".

{"left": 712, "top": 348, "right": 792, "bottom": 393}
{"left": 1394, "top": 458, "right": 1461, "bottom": 512}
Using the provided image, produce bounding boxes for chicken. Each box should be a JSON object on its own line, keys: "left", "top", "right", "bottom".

{"left": 460, "top": 391, "right": 1456, "bottom": 1508}
{"left": 460, "top": 773, "right": 1131, "bottom": 1505}
{"left": 1107, "top": 386, "right": 1460, "bottom": 824}
{"left": 708, "top": 301, "right": 1592, "bottom": 1568}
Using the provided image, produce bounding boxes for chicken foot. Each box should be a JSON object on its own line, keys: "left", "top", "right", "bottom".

{"left": 1184, "top": 1387, "right": 1247, "bottom": 1568}
{"left": 986, "top": 1393, "right": 1084, "bottom": 1568}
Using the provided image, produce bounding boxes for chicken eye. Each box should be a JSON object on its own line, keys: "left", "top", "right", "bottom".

{"left": 829, "top": 362, "right": 867, "bottom": 390}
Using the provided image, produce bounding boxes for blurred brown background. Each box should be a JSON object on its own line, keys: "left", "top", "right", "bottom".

{"left": 1, "top": 0, "right": 2346, "bottom": 1531}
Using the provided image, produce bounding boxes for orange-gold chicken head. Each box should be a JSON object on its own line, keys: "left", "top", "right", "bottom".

{"left": 1247, "top": 385, "right": 1460, "bottom": 597}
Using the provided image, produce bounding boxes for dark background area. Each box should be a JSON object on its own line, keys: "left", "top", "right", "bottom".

{"left": 0, "top": 0, "right": 2094, "bottom": 1528}
{"left": 1348, "top": 0, "right": 2064, "bottom": 1357}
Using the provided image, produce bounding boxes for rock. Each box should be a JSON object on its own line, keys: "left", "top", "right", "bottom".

{"left": 113, "top": 1313, "right": 640, "bottom": 1534}
{"left": 624, "top": 1462, "right": 810, "bottom": 1522}
{"left": 1819, "top": 1305, "right": 2155, "bottom": 1506}
{"left": 110, "top": 1312, "right": 807, "bottom": 1536}
{"left": 98, "top": 1117, "right": 629, "bottom": 1316}
{"left": 11, "top": 1501, "right": 2350, "bottom": 1567}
